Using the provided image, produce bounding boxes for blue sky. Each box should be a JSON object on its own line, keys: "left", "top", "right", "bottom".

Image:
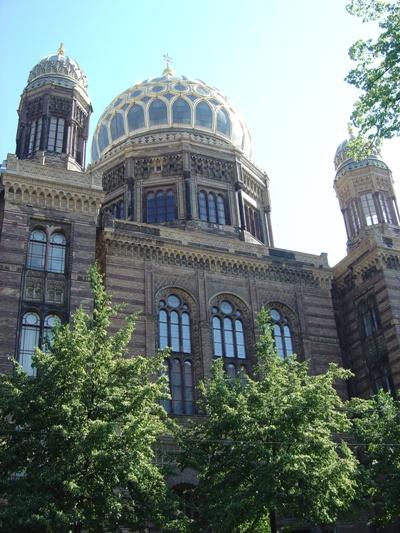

{"left": 1, "top": 0, "right": 399, "bottom": 265}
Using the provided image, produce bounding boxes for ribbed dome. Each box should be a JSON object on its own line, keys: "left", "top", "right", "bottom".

{"left": 334, "top": 138, "right": 387, "bottom": 173}
{"left": 91, "top": 70, "right": 252, "bottom": 163}
{"left": 27, "top": 44, "right": 88, "bottom": 94}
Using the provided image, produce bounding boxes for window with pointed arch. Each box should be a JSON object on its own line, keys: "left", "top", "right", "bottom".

{"left": 212, "top": 300, "right": 247, "bottom": 371}
{"left": 359, "top": 295, "right": 381, "bottom": 338}
{"left": 158, "top": 294, "right": 194, "bottom": 415}
{"left": 19, "top": 312, "right": 61, "bottom": 376}
{"left": 270, "top": 308, "right": 294, "bottom": 358}
{"left": 144, "top": 188, "right": 176, "bottom": 223}
{"left": 198, "top": 190, "right": 228, "bottom": 225}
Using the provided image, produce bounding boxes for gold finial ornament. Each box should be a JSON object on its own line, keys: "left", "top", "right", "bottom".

{"left": 57, "top": 43, "right": 65, "bottom": 56}
{"left": 162, "top": 53, "right": 175, "bottom": 76}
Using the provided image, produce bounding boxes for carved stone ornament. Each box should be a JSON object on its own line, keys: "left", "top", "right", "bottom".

{"left": 190, "top": 154, "right": 234, "bottom": 182}
{"left": 102, "top": 163, "right": 126, "bottom": 193}
{"left": 49, "top": 96, "right": 72, "bottom": 117}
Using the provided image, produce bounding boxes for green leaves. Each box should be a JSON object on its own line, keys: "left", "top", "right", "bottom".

{"left": 0, "top": 264, "right": 174, "bottom": 532}
{"left": 179, "top": 311, "right": 358, "bottom": 532}
{"left": 346, "top": 0, "right": 400, "bottom": 158}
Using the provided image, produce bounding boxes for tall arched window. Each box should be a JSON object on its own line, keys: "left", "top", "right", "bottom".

{"left": 198, "top": 190, "right": 227, "bottom": 224}
{"left": 47, "top": 233, "right": 66, "bottom": 273}
{"left": 127, "top": 104, "right": 145, "bottom": 131}
{"left": 216, "top": 108, "right": 231, "bottom": 136}
{"left": 158, "top": 294, "right": 194, "bottom": 414}
{"left": 195, "top": 101, "right": 212, "bottom": 128}
{"left": 270, "top": 308, "right": 293, "bottom": 358}
{"left": 145, "top": 189, "right": 175, "bottom": 223}
{"left": 27, "top": 230, "right": 47, "bottom": 270}
{"left": 149, "top": 99, "right": 168, "bottom": 126}
{"left": 98, "top": 124, "right": 109, "bottom": 152}
{"left": 19, "top": 312, "right": 40, "bottom": 375}
{"left": 245, "top": 204, "right": 263, "bottom": 242}
{"left": 19, "top": 312, "right": 60, "bottom": 375}
{"left": 110, "top": 113, "right": 125, "bottom": 141}
{"left": 172, "top": 98, "right": 191, "bottom": 124}
{"left": 212, "top": 300, "right": 246, "bottom": 360}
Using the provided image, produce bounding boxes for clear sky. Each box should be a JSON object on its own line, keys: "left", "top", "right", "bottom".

{"left": 1, "top": 0, "right": 399, "bottom": 266}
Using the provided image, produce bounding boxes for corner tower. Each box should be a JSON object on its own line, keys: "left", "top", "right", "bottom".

{"left": 333, "top": 138, "right": 400, "bottom": 399}
{"left": 15, "top": 44, "right": 92, "bottom": 171}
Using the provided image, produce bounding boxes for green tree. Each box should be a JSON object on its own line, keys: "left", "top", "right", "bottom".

{"left": 351, "top": 390, "right": 400, "bottom": 526}
{"left": 179, "top": 309, "right": 358, "bottom": 533}
{"left": 346, "top": 0, "right": 400, "bottom": 158}
{"left": 0, "top": 265, "right": 175, "bottom": 532}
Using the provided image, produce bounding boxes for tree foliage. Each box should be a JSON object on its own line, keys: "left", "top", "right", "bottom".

{"left": 0, "top": 265, "right": 175, "bottom": 532}
{"left": 179, "top": 309, "right": 358, "bottom": 533}
{"left": 351, "top": 390, "right": 400, "bottom": 525}
{"left": 346, "top": 0, "right": 400, "bottom": 158}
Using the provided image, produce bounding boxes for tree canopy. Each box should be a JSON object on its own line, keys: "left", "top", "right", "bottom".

{"left": 351, "top": 390, "right": 400, "bottom": 526}
{"left": 0, "top": 265, "right": 175, "bottom": 532}
{"left": 179, "top": 309, "right": 359, "bottom": 533}
{"left": 346, "top": 0, "right": 400, "bottom": 158}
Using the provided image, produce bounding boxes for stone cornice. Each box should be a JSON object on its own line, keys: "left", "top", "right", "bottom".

{"left": 100, "top": 226, "right": 333, "bottom": 289}
{"left": 2, "top": 155, "right": 104, "bottom": 215}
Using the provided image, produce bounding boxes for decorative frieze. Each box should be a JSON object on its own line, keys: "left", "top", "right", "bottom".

{"left": 102, "top": 163, "right": 126, "bottom": 193}
{"left": 190, "top": 154, "right": 234, "bottom": 182}
{"left": 133, "top": 153, "right": 183, "bottom": 180}
{"left": 49, "top": 96, "right": 72, "bottom": 117}
{"left": 26, "top": 97, "right": 43, "bottom": 120}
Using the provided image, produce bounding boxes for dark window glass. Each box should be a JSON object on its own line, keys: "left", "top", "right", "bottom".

{"left": 208, "top": 193, "right": 217, "bottom": 223}
{"left": 217, "top": 195, "right": 226, "bottom": 225}
{"left": 245, "top": 204, "right": 263, "bottom": 242}
{"left": 159, "top": 295, "right": 194, "bottom": 415}
{"left": 216, "top": 108, "right": 231, "bottom": 135}
{"left": 195, "top": 101, "right": 212, "bottom": 128}
{"left": 172, "top": 98, "right": 191, "bottom": 124}
{"left": 361, "top": 193, "right": 378, "bottom": 225}
{"left": 270, "top": 308, "right": 293, "bottom": 358}
{"left": 212, "top": 301, "right": 247, "bottom": 359}
{"left": 27, "top": 230, "right": 47, "bottom": 270}
{"left": 199, "top": 191, "right": 207, "bottom": 221}
{"left": 359, "top": 296, "right": 380, "bottom": 338}
{"left": 149, "top": 99, "right": 168, "bottom": 126}
{"left": 146, "top": 192, "right": 156, "bottom": 223}
{"left": 28, "top": 118, "right": 42, "bottom": 154}
{"left": 47, "top": 233, "right": 66, "bottom": 273}
{"left": 48, "top": 117, "right": 65, "bottom": 153}
{"left": 110, "top": 113, "right": 125, "bottom": 141}
{"left": 98, "top": 124, "right": 109, "bottom": 152}
{"left": 19, "top": 312, "right": 40, "bottom": 376}
{"left": 127, "top": 105, "right": 145, "bottom": 131}
{"left": 145, "top": 189, "right": 175, "bottom": 223}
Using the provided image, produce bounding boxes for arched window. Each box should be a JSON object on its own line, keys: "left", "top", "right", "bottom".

{"left": 216, "top": 108, "right": 231, "bottom": 136}
{"left": 47, "top": 233, "right": 66, "bottom": 273}
{"left": 270, "top": 308, "right": 293, "bottom": 358}
{"left": 145, "top": 189, "right": 175, "bottom": 223}
{"left": 27, "top": 230, "right": 47, "bottom": 270}
{"left": 360, "top": 193, "right": 378, "bottom": 226}
{"left": 158, "top": 294, "right": 194, "bottom": 415}
{"left": 127, "top": 104, "right": 145, "bottom": 131}
{"left": 195, "top": 101, "right": 212, "bottom": 128}
{"left": 212, "top": 300, "right": 246, "bottom": 359}
{"left": 149, "top": 99, "right": 168, "bottom": 126}
{"left": 19, "top": 312, "right": 40, "bottom": 375}
{"left": 245, "top": 204, "right": 263, "bottom": 242}
{"left": 19, "top": 312, "right": 60, "bottom": 375}
{"left": 47, "top": 117, "right": 65, "bottom": 153}
{"left": 172, "top": 98, "right": 191, "bottom": 124}
{"left": 110, "top": 113, "right": 125, "bottom": 141}
{"left": 198, "top": 190, "right": 227, "bottom": 224}
{"left": 98, "top": 124, "right": 109, "bottom": 152}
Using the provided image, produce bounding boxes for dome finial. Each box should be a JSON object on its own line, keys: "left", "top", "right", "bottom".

{"left": 162, "top": 52, "right": 175, "bottom": 76}
{"left": 57, "top": 42, "right": 65, "bottom": 56}
{"left": 347, "top": 122, "right": 355, "bottom": 139}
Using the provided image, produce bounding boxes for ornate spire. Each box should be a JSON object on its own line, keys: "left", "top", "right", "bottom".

{"left": 162, "top": 53, "right": 175, "bottom": 76}
{"left": 57, "top": 42, "right": 65, "bottom": 56}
